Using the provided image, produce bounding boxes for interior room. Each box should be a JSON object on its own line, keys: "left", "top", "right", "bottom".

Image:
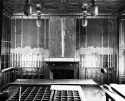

{"left": 0, "top": 0, "right": 125, "bottom": 101}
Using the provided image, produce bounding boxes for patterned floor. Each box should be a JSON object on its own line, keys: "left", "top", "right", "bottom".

{"left": 6, "top": 85, "right": 106, "bottom": 101}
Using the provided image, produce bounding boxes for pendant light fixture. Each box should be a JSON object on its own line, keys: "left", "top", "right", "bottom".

{"left": 82, "top": 0, "right": 98, "bottom": 27}
{"left": 82, "top": 15, "right": 88, "bottom": 27}
{"left": 24, "top": 0, "right": 32, "bottom": 16}
{"left": 24, "top": 0, "right": 42, "bottom": 27}
{"left": 36, "top": 4, "right": 42, "bottom": 27}
{"left": 90, "top": 0, "right": 98, "bottom": 16}
{"left": 23, "top": 0, "right": 98, "bottom": 27}
{"left": 82, "top": 4, "right": 88, "bottom": 27}
{"left": 36, "top": 13, "right": 41, "bottom": 27}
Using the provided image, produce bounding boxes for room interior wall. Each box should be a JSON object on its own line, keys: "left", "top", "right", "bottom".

{"left": 76, "top": 18, "right": 117, "bottom": 84}
{"left": 119, "top": 15, "right": 125, "bottom": 83}
{"left": 10, "top": 16, "right": 118, "bottom": 84}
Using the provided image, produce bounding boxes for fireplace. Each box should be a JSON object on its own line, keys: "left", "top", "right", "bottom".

{"left": 45, "top": 62, "right": 79, "bottom": 79}
{"left": 50, "top": 69, "right": 74, "bottom": 79}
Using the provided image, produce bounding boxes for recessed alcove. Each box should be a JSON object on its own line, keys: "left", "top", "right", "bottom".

{"left": 50, "top": 69, "right": 74, "bottom": 79}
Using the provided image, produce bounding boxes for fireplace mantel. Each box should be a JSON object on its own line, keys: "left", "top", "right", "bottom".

{"left": 44, "top": 59, "right": 79, "bottom": 79}
{"left": 44, "top": 58, "right": 80, "bottom": 62}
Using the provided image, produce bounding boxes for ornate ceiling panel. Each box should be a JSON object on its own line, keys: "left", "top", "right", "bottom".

{"left": 3, "top": 0, "right": 125, "bottom": 15}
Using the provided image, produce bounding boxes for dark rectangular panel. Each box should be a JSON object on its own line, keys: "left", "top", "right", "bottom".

{"left": 64, "top": 18, "right": 76, "bottom": 58}
{"left": 87, "top": 19, "right": 102, "bottom": 47}
{"left": 11, "top": 19, "right": 15, "bottom": 49}
{"left": 103, "top": 19, "right": 108, "bottom": 47}
{"left": 16, "top": 19, "right": 21, "bottom": 35}
{"left": 76, "top": 19, "right": 80, "bottom": 50}
{"left": 23, "top": 19, "right": 38, "bottom": 48}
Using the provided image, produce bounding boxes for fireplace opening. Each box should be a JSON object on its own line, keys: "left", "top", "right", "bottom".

{"left": 45, "top": 62, "right": 79, "bottom": 79}
{"left": 50, "top": 69, "right": 74, "bottom": 79}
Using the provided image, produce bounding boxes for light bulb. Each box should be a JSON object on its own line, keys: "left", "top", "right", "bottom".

{"left": 82, "top": 3, "right": 88, "bottom": 11}
{"left": 82, "top": 16, "right": 87, "bottom": 27}
{"left": 36, "top": 18, "right": 41, "bottom": 27}
{"left": 36, "top": 4, "right": 42, "bottom": 11}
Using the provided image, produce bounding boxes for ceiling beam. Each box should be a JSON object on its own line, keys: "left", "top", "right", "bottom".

{"left": 11, "top": 12, "right": 111, "bottom": 19}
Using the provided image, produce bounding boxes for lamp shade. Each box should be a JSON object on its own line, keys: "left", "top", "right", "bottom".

{"left": 24, "top": 4, "right": 32, "bottom": 16}
{"left": 36, "top": 18, "right": 41, "bottom": 27}
{"left": 36, "top": 4, "right": 42, "bottom": 11}
{"left": 90, "top": 5, "right": 98, "bottom": 16}
{"left": 82, "top": 16, "right": 87, "bottom": 27}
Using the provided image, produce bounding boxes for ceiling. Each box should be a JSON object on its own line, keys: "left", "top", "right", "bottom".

{"left": 3, "top": 0, "right": 125, "bottom": 16}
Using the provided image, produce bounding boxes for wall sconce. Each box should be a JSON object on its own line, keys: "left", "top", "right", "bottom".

{"left": 82, "top": 0, "right": 98, "bottom": 27}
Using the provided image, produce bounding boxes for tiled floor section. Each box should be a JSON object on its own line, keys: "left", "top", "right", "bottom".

{"left": 6, "top": 85, "right": 106, "bottom": 101}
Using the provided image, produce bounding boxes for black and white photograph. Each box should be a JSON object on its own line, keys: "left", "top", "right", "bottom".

{"left": 0, "top": 0, "right": 125, "bottom": 101}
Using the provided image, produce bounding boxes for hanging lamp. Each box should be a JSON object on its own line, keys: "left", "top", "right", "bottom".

{"left": 36, "top": 13, "right": 41, "bottom": 27}
{"left": 24, "top": 0, "right": 32, "bottom": 16}
{"left": 36, "top": 4, "right": 42, "bottom": 27}
{"left": 90, "top": 0, "right": 98, "bottom": 16}
{"left": 82, "top": 15, "right": 88, "bottom": 27}
{"left": 82, "top": 0, "right": 98, "bottom": 27}
{"left": 82, "top": 4, "right": 88, "bottom": 27}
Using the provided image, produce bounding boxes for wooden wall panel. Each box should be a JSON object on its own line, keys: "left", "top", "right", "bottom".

{"left": 16, "top": 19, "right": 21, "bottom": 35}
{"left": 1, "top": 7, "right": 13, "bottom": 91}
{"left": 39, "top": 19, "right": 45, "bottom": 48}
{"left": 77, "top": 18, "right": 117, "bottom": 83}
{"left": 45, "top": 20, "right": 49, "bottom": 49}
{"left": 10, "top": 18, "right": 49, "bottom": 77}
{"left": 11, "top": 19, "right": 49, "bottom": 49}
{"left": 119, "top": 16, "right": 125, "bottom": 83}
{"left": 49, "top": 17, "right": 76, "bottom": 58}
{"left": 49, "top": 18, "right": 62, "bottom": 58}
{"left": 1, "top": 13, "right": 11, "bottom": 70}
{"left": 103, "top": 19, "right": 108, "bottom": 48}
{"left": 22, "top": 19, "right": 38, "bottom": 48}
{"left": 87, "top": 19, "right": 102, "bottom": 47}
{"left": 78, "top": 19, "right": 86, "bottom": 48}
{"left": 10, "top": 17, "right": 118, "bottom": 83}
{"left": 11, "top": 19, "right": 15, "bottom": 49}
{"left": 76, "top": 19, "right": 80, "bottom": 50}
{"left": 64, "top": 18, "right": 76, "bottom": 58}
{"left": 109, "top": 20, "right": 114, "bottom": 48}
